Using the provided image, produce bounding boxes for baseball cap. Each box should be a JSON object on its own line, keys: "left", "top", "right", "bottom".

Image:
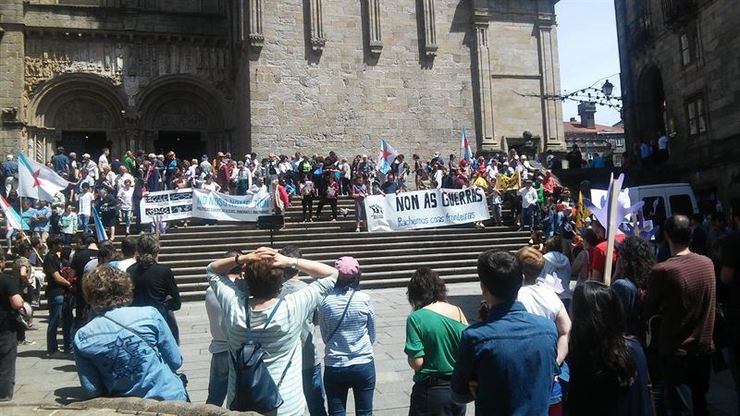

{"left": 335, "top": 256, "right": 360, "bottom": 279}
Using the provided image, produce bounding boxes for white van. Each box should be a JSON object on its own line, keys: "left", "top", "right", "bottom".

{"left": 591, "top": 183, "right": 698, "bottom": 226}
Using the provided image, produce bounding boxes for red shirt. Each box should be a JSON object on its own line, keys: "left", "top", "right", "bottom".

{"left": 591, "top": 232, "right": 626, "bottom": 279}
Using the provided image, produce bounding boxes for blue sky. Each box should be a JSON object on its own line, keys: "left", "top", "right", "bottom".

{"left": 556, "top": 0, "right": 622, "bottom": 126}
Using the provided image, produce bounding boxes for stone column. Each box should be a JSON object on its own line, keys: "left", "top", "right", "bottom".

{"left": 422, "top": 0, "right": 438, "bottom": 57}
{"left": 472, "top": 8, "right": 496, "bottom": 149}
{"left": 249, "top": 0, "right": 264, "bottom": 48}
{"left": 309, "top": 0, "right": 326, "bottom": 51}
{"left": 537, "top": 16, "right": 565, "bottom": 150}
{"left": 367, "top": 0, "right": 382, "bottom": 54}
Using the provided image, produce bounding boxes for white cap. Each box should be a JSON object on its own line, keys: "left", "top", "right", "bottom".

{"left": 521, "top": 155, "right": 527, "bottom": 160}
{"left": 6, "top": 154, "right": 13, "bottom": 161}
{"left": 82, "top": 153, "right": 91, "bottom": 159}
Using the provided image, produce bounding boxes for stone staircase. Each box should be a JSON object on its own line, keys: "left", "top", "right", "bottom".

{"left": 158, "top": 196, "right": 531, "bottom": 302}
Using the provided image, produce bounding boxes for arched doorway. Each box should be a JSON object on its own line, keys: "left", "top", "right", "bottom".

{"left": 636, "top": 65, "right": 667, "bottom": 141}
{"left": 27, "top": 74, "right": 125, "bottom": 162}
{"left": 137, "top": 76, "right": 228, "bottom": 161}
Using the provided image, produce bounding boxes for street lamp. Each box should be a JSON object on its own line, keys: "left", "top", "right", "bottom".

{"left": 601, "top": 80, "right": 615, "bottom": 98}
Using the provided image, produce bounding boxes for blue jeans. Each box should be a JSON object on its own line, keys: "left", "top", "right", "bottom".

{"left": 47, "top": 294, "right": 73, "bottom": 354}
{"left": 661, "top": 354, "right": 710, "bottom": 416}
{"left": 78, "top": 214, "right": 90, "bottom": 234}
{"left": 324, "top": 360, "right": 375, "bottom": 416}
{"left": 304, "top": 364, "right": 327, "bottom": 416}
{"left": 206, "top": 351, "right": 229, "bottom": 406}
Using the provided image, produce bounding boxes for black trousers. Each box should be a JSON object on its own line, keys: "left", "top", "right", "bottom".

{"left": 302, "top": 196, "right": 314, "bottom": 220}
{"left": 316, "top": 198, "right": 337, "bottom": 220}
{"left": 661, "top": 354, "right": 711, "bottom": 416}
{"left": 0, "top": 330, "right": 17, "bottom": 400}
{"left": 409, "top": 381, "right": 466, "bottom": 416}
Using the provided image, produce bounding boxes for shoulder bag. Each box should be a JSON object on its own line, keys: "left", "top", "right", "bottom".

{"left": 230, "top": 298, "right": 297, "bottom": 413}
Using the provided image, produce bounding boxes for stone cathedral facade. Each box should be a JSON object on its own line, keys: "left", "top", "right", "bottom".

{"left": 0, "top": 0, "right": 565, "bottom": 162}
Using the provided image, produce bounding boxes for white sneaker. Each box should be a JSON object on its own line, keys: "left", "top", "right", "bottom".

{"left": 355, "top": 227, "right": 360, "bottom": 232}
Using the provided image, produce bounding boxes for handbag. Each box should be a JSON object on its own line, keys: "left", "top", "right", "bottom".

{"left": 325, "top": 290, "right": 356, "bottom": 343}
{"left": 230, "top": 298, "right": 297, "bottom": 413}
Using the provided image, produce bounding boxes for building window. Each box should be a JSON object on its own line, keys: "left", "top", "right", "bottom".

{"left": 679, "top": 25, "right": 701, "bottom": 66}
{"left": 686, "top": 95, "right": 707, "bottom": 136}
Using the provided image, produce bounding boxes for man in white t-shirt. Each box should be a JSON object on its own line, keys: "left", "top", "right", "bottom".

{"left": 98, "top": 148, "right": 110, "bottom": 170}
{"left": 77, "top": 183, "right": 93, "bottom": 234}
{"left": 433, "top": 165, "right": 445, "bottom": 189}
{"left": 517, "top": 179, "right": 538, "bottom": 229}
{"left": 117, "top": 179, "right": 135, "bottom": 235}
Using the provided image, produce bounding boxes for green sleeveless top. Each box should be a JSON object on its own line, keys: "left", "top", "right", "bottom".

{"left": 404, "top": 307, "right": 467, "bottom": 382}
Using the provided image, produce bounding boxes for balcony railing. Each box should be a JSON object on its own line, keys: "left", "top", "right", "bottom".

{"left": 662, "top": 0, "right": 699, "bottom": 28}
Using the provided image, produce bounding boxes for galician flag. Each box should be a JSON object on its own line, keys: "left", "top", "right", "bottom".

{"left": 17, "top": 152, "right": 71, "bottom": 202}
{"left": 377, "top": 139, "right": 398, "bottom": 174}
{"left": 461, "top": 128, "right": 473, "bottom": 162}
{"left": 0, "top": 195, "right": 23, "bottom": 231}
{"left": 92, "top": 206, "right": 109, "bottom": 242}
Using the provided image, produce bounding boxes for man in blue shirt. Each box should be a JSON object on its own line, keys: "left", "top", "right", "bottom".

{"left": 20, "top": 199, "right": 35, "bottom": 232}
{"left": 451, "top": 249, "right": 558, "bottom": 415}
{"left": 51, "top": 147, "right": 70, "bottom": 179}
{"left": 31, "top": 200, "right": 52, "bottom": 242}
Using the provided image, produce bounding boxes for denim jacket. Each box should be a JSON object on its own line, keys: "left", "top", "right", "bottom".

{"left": 451, "top": 301, "right": 558, "bottom": 415}
{"left": 73, "top": 306, "right": 187, "bottom": 401}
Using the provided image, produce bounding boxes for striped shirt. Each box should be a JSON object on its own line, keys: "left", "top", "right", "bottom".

{"left": 207, "top": 264, "right": 337, "bottom": 416}
{"left": 319, "top": 287, "right": 376, "bottom": 367}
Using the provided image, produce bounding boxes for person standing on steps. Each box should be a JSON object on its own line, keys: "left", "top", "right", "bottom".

{"left": 300, "top": 174, "right": 317, "bottom": 222}
{"left": 0, "top": 250, "right": 25, "bottom": 401}
{"left": 352, "top": 175, "right": 368, "bottom": 232}
{"left": 316, "top": 175, "right": 339, "bottom": 222}
{"left": 405, "top": 267, "right": 468, "bottom": 416}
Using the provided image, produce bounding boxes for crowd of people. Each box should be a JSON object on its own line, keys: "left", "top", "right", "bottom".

{"left": 0, "top": 145, "right": 739, "bottom": 416}
{"left": 2, "top": 145, "right": 578, "bottom": 241}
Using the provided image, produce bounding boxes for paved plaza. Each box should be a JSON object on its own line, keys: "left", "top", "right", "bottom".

{"left": 7, "top": 282, "right": 739, "bottom": 415}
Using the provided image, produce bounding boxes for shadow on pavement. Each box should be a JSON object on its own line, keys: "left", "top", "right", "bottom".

{"left": 53, "top": 364, "right": 78, "bottom": 373}
{"left": 54, "top": 386, "right": 86, "bottom": 405}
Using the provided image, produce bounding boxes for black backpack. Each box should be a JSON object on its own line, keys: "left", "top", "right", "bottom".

{"left": 230, "top": 298, "right": 296, "bottom": 413}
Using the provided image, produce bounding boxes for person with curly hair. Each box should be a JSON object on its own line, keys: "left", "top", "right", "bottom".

{"left": 404, "top": 267, "right": 468, "bottom": 416}
{"left": 612, "top": 236, "right": 656, "bottom": 338}
{"left": 567, "top": 281, "right": 652, "bottom": 416}
{"left": 72, "top": 265, "right": 187, "bottom": 401}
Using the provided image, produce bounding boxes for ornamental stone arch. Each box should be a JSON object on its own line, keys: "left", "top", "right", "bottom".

{"left": 26, "top": 73, "right": 126, "bottom": 162}
{"left": 135, "top": 75, "right": 231, "bottom": 160}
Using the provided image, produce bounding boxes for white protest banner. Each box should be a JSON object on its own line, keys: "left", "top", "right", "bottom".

{"left": 139, "top": 188, "right": 194, "bottom": 224}
{"left": 364, "top": 187, "right": 490, "bottom": 232}
{"left": 191, "top": 189, "right": 272, "bottom": 222}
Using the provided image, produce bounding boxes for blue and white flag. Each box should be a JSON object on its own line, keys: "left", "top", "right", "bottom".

{"left": 377, "top": 139, "right": 398, "bottom": 174}
{"left": 92, "top": 206, "right": 108, "bottom": 242}
{"left": 461, "top": 128, "right": 473, "bottom": 162}
{"left": 17, "top": 152, "right": 71, "bottom": 202}
{"left": 0, "top": 195, "right": 23, "bottom": 231}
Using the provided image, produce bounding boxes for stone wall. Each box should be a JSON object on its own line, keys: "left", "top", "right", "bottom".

{"left": 616, "top": 0, "right": 740, "bottom": 205}
{"left": 248, "top": 0, "right": 476, "bottom": 159}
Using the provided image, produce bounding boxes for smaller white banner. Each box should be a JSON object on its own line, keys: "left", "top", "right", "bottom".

{"left": 364, "top": 187, "right": 490, "bottom": 232}
{"left": 139, "top": 188, "right": 193, "bottom": 224}
{"left": 191, "top": 189, "right": 272, "bottom": 222}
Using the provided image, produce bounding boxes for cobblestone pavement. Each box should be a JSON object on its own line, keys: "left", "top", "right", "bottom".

{"left": 10, "top": 283, "right": 738, "bottom": 415}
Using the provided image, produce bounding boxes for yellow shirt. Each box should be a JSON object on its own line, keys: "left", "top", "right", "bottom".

{"left": 470, "top": 177, "right": 488, "bottom": 188}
